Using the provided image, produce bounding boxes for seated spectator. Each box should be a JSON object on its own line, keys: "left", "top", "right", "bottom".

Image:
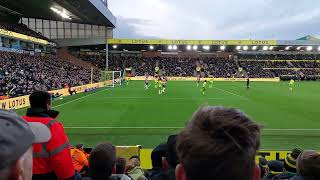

{"left": 127, "top": 156, "right": 144, "bottom": 180}
{"left": 22, "top": 91, "right": 75, "bottom": 180}
{"left": 290, "top": 150, "right": 320, "bottom": 180}
{"left": 263, "top": 160, "right": 284, "bottom": 179}
{"left": 175, "top": 106, "right": 261, "bottom": 180}
{"left": 72, "top": 144, "right": 89, "bottom": 176}
{"left": 0, "top": 109, "right": 51, "bottom": 180}
{"left": 112, "top": 157, "right": 131, "bottom": 180}
{"left": 259, "top": 157, "right": 269, "bottom": 178}
{"left": 82, "top": 142, "right": 117, "bottom": 180}
{"left": 149, "top": 143, "right": 169, "bottom": 180}
{"left": 285, "top": 148, "right": 303, "bottom": 173}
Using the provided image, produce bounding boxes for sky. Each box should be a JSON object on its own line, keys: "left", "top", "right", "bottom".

{"left": 108, "top": 0, "right": 320, "bottom": 40}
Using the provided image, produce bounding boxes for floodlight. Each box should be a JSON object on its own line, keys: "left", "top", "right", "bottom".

{"left": 168, "top": 45, "right": 173, "bottom": 50}
{"left": 318, "top": 46, "right": 320, "bottom": 51}
{"left": 186, "top": 45, "right": 192, "bottom": 50}
{"left": 306, "top": 46, "right": 313, "bottom": 51}
{"left": 173, "top": 45, "right": 178, "bottom": 50}
{"left": 193, "top": 45, "right": 198, "bottom": 50}
{"left": 285, "top": 46, "right": 290, "bottom": 50}
{"left": 236, "top": 46, "right": 241, "bottom": 50}
{"left": 220, "top": 46, "right": 226, "bottom": 51}
{"left": 297, "top": 46, "right": 301, "bottom": 50}
{"left": 269, "top": 46, "right": 274, "bottom": 50}
{"left": 263, "top": 46, "right": 268, "bottom": 51}
{"left": 203, "top": 45, "right": 210, "bottom": 50}
{"left": 252, "top": 46, "right": 257, "bottom": 50}
{"left": 149, "top": 45, "right": 154, "bottom": 50}
{"left": 112, "top": 45, "right": 117, "bottom": 49}
{"left": 243, "top": 46, "right": 248, "bottom": 51}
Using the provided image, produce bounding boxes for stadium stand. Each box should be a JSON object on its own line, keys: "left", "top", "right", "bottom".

{"left": 0, "top": 51, "right": 100, "bottom": 97}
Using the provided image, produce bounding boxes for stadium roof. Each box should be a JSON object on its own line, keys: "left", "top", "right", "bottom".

{"left": 0, "top": 0, "right": 116, "bottom": 27}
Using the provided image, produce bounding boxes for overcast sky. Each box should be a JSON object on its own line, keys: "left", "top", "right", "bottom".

{"left": 108, "top": 0, "right": 320, "bottom": 40}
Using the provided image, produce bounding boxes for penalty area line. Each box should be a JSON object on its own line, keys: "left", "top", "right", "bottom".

{"left": 212, "top": 86, "right": 249, "bottom": 100}
{"left": 53, "top": 88, "right": 111, "bottom": 108}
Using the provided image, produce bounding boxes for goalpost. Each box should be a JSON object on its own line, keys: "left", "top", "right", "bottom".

{"left": 100, "top": 71, "right": 123, "bottom": 87}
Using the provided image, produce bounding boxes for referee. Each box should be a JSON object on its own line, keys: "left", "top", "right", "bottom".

{"left": 246, "top": 77, "right": 250, "bottom": 89}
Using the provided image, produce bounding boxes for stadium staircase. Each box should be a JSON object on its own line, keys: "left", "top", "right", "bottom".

{"left": 57, "top": 48, "right": 97, "bottom": 69}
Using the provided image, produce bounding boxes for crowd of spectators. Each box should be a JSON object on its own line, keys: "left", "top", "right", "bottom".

{"left": 0, "top": 22, "right": 49, "bottom": 41}
{"left": 2, "top": 92, "right": 320, "bottom": 180}
{"left": 237, "top": 54, "right": 320, "bottom": 60}
{"left": 0, "top": 51, "right": 100, "bottom": 97}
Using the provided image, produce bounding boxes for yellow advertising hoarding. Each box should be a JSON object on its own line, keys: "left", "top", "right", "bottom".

{"left": 0, "top": 28, "right": 49, "bottom": 45}
{"left": 108, "top": 39, "right": 277, "bottom": 45}
{"left": 140, "top": 149, "right": 294, "bottom": 169}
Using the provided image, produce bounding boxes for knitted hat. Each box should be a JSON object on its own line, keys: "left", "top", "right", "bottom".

{"left": 284, "top": 148, "right": 302, "bottom": 172}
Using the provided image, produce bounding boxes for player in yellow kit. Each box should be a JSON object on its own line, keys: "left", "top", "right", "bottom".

{"left": 289, "top": 79, "right": 295, "bottom": 91}
{"left": 201, "top": 80, "right": 207, "bottom": 95}
{"left": 158, "top": 77, "right": 163, "bottom": 94}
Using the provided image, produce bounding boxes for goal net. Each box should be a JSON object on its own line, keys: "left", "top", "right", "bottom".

{"left": 100, "top": 71, "right": 123, "bottom": 87}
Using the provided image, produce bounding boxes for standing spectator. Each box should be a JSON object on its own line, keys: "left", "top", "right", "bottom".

{"left": 72, "top": 144, "right": 89, "bottom": 176}
{"left": 22, "top": 91, "right": 75, "bottom": 180}
{"left": 149, "top": 143, "right": 169, "bottom": 180}
{"left": 0, "top": 110, "right": 51, "bottom": 180}
{"left": 290, "top": 150, "right": 320, "bottom": 180}
{"left": 82, "top": 142, "right": 117, "bottom": 180}
{"left": 112, "top": 157, "right": 131, "bottom": 180}
{"left": 175, "top": 106, "right": 261, "bottom": 180}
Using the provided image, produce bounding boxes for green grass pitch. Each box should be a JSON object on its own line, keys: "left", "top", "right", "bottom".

{"left": 16, "top": 80, "right": 320, "bottom": 150}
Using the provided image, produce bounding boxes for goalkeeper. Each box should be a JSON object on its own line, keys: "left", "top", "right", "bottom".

{"left": 201, "top": 80, "right": 207, "bottom": 95}
{"left": 289, "top": 79, "right": 295, "bottom": 91}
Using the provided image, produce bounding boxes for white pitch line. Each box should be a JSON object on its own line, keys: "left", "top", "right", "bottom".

{"left": 64, "top": 127, "right": 320, "bottom": 131}
{"left": 54, "top": 88, "right": 110, "bottom": 108}
{"left": 100, "top": 97, "right": 224, "bottom": 100}
{"left": 212, "top": 86, "right": 249, "bottom": 100}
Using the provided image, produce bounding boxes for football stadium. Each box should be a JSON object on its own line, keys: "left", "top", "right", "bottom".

{"left": 1, "top": 0, "right": 320, "bottom": 179}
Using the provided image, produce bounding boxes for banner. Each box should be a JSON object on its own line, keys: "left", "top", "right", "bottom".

{"left": 108, "top": 39, "right": 277, "bottom": 46}
{"left": 0, "top": 81, "right": 112, "bottom": 110}
{"left": 0, "top": 28, "right": 49, "bottom": 45}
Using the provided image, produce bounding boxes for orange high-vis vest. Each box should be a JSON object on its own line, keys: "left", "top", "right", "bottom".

{"left": 71, "top": 148, "right": 89, "bottom": 172}
{"left": 23, "top": 116, "right": 75, "bottom": 179}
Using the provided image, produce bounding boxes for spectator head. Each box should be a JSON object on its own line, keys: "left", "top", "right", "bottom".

{"left": 151, "top": 143, "right": 168, "bottom": 169}
{"left": 284, "top": 147, "right": 302, "bottom": 173}
{"left": 267, "top": 160, "right": 284, "bottom": 175}
{"left": 167, "top": 134, "right": 179, "bottom": 168}
{"left": 259, "top": 157, "right": 268, "bottom": 178}
{"left": 176, "top": 106, "right": 261, "bottom": 180}
{"left": 129, "top": 155, "right": 140, "bottom": 167}
{"left": 115, "top": 157, "right": 126, "bottom": 174}
{"left": 29, "top": 91, "right": 52, "bottom": 110}
{"left": 75, "top": 144, "right": 84, "bottom": 150}
{"left": 89, "top": 142, "right": 116, "bottom": 180}
{"left": 296, "top": 150, "right": 320, "bottom": 179}
{"left": 0, "top": 110, "right": 51, "bottom": 180}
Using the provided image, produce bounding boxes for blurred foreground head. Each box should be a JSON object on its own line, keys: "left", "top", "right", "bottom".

{"left": 176, "top": 106, "right": 261, "bottom": 180}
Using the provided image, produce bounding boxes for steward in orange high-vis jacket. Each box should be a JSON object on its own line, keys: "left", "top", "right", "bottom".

{"left": 23, "top": 91, "right": 75, "bottom": 180}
